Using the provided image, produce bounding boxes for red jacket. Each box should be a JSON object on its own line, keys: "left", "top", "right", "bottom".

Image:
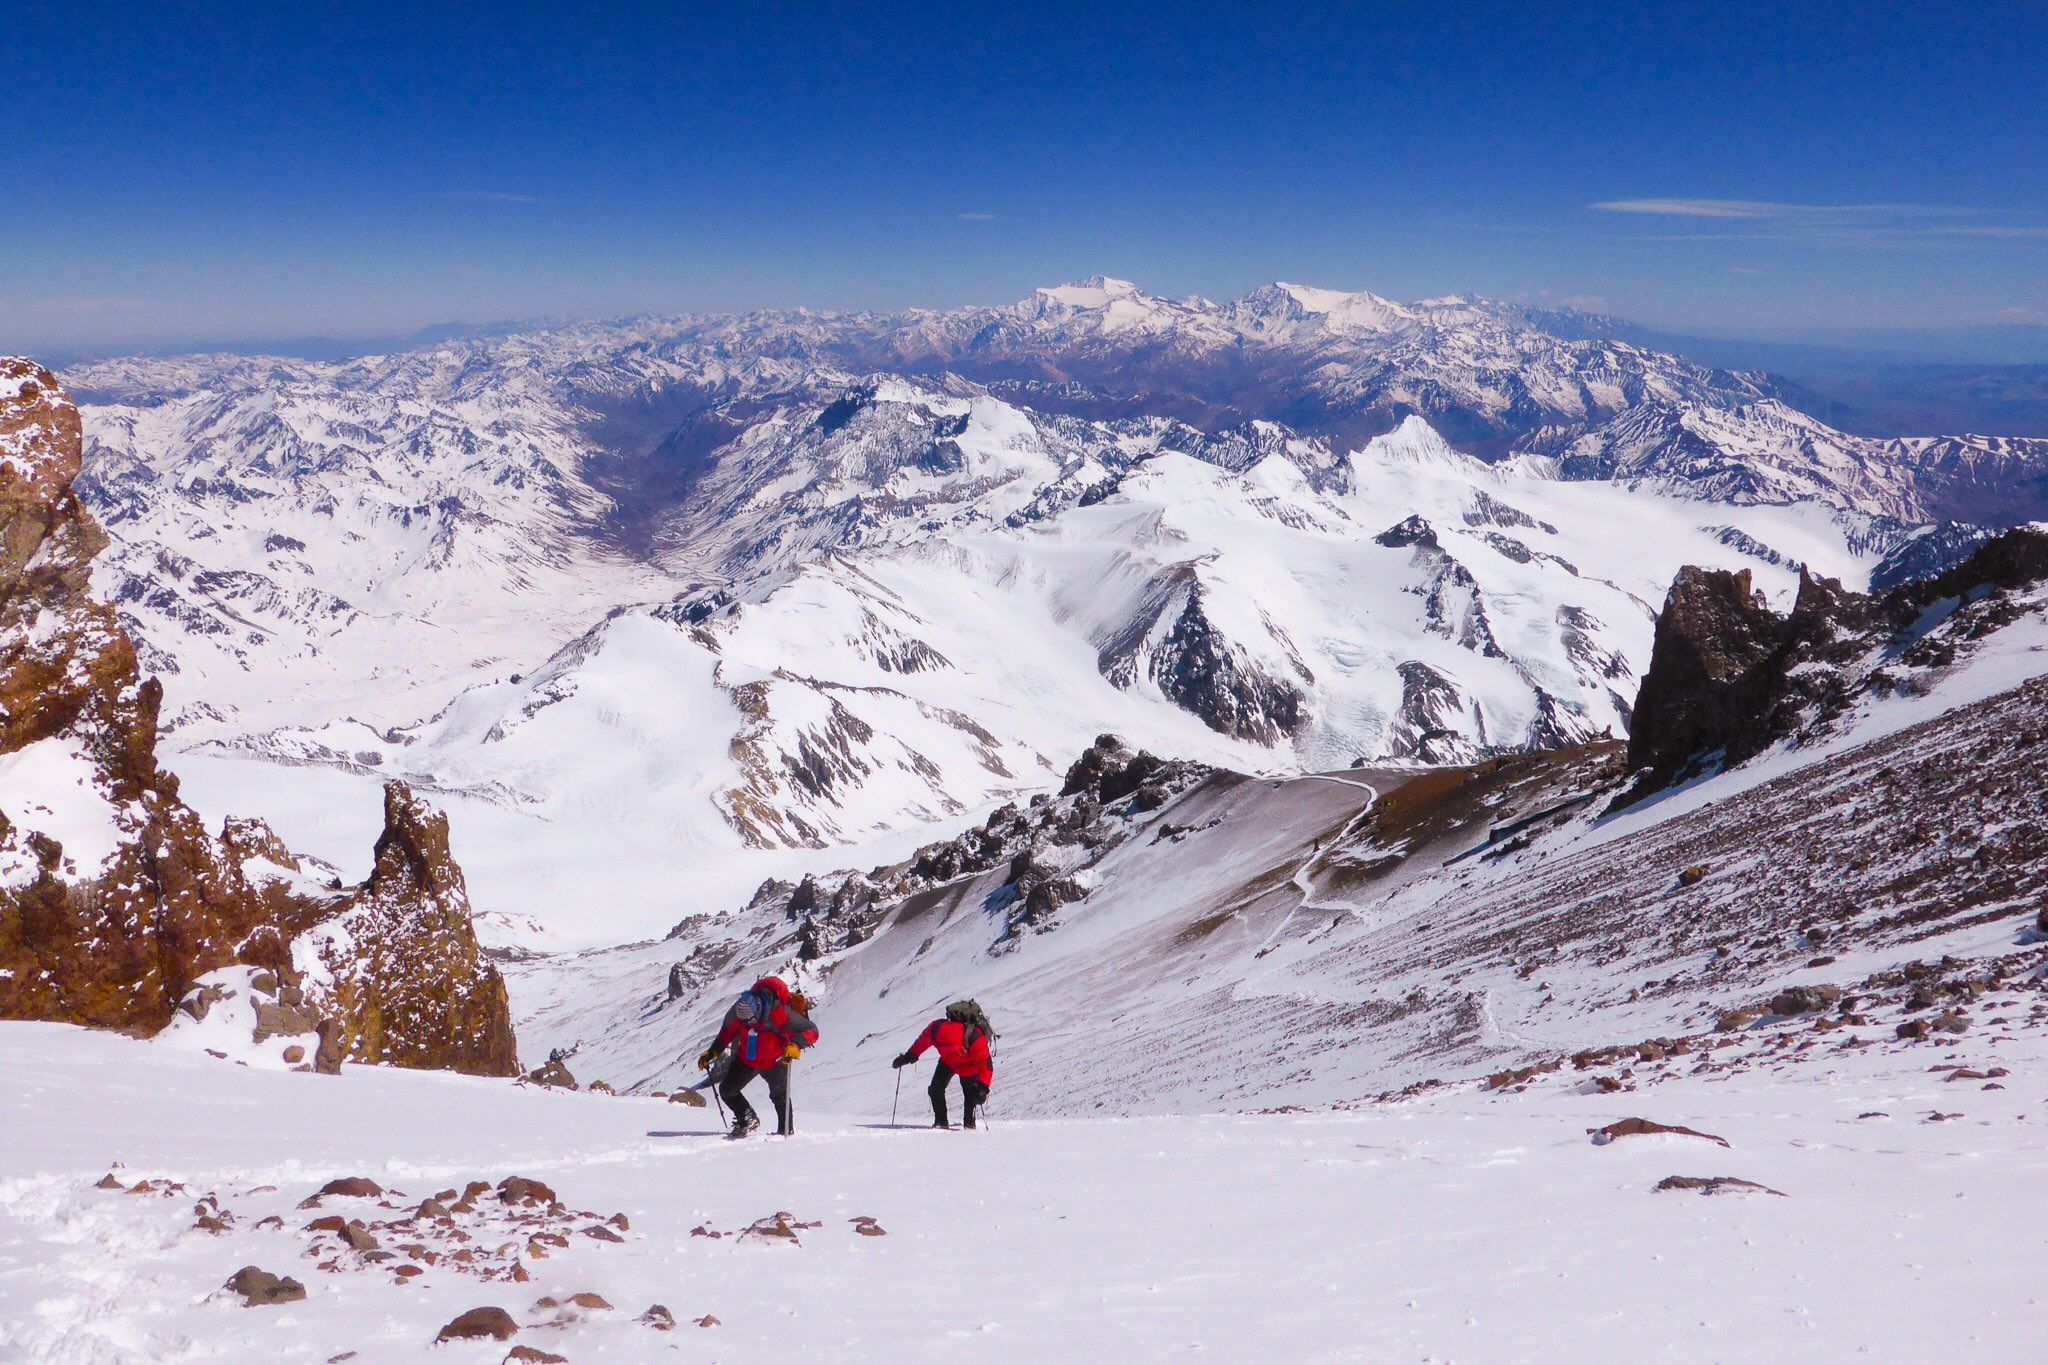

{"left": 908, "top": 1019, "right": 993, "bottom": 1085}
{"left": 716, "top": 977, "right": 819, "bottom": 1072}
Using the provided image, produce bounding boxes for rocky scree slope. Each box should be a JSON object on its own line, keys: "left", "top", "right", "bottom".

{"left": 0, "top": 359, "right": 513, "bottom": 1074}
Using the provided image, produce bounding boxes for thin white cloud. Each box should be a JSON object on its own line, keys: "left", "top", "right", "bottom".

{"left": 439, "top": 191, "right": 548, "bottom": 205}
{"left": 1590, "top": 198, "right": 1912, "bottom": 220}
{"left": 1589, "top": 199, "right": 2048, "bottom": 247}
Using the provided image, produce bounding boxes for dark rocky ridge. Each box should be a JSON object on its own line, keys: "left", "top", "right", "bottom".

{"left": 1626, "top": 526, "right": 2048, "bottom": 795}
{"left": 667, "top": 734, "right": 1209, "bottom": 984}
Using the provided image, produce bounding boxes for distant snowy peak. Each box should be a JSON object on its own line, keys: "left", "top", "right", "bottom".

{"left": 1228, "top": 282, "right": 1417, "bottom": 339}
{"left": 1562, "top": 399, "right": 1929, "bottom": 521}
{"left": 1032, "top": 275, "right": 1147, "bottom": 309}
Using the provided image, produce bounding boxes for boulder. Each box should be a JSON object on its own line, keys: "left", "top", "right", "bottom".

{"left": 1767, "top": 985, "right": 1842, "bottom": 1017}
{"left": 313, "top": 1018, "right": 348, "bottom": 1074}
{"left": 1654, "top": 1175, "right": 1786, "bottom": 1197}
{"left": 497, "top": 1176, "right": 557, "bottom": 1206}
{"left": 223, "top": 1266, "right": 307, "bottom": 1307}
{"left": 1589, "top": 1117, "right": 1730, "bottom": 1148}
{"left": 253, "top": 1000, "right": 322, "bottom": 1043}
{"left": 668, "top": 1088, "right": 707, "bottom": 1108}
{"left": 523, "top": 1057, "right": 577, "bottom": 1089}
{"left": 435, "top": 1307, "right": 519, "bottom": 1342}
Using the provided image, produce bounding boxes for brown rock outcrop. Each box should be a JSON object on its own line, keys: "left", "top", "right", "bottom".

{"left": 1, "top": 359, "right": 516, "bottom": 1077}
{"left": 1625, "top": 527, "right": 2048, "bottom": 798}
{"left": 1, "top": 358, "right": 295, "bottom": 1027}
{"left": 300, "top": 783, "right": 517, "bottom": 1076}
{"left": 1624, "top": 566, "right": 1795, "bottom": 786}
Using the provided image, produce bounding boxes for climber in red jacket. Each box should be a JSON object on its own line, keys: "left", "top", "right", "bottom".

{"left": 697, "top": 975, "right": 818, "bottom": 1138}
{"left": 893, "top": 1000, "right": 994, "bottom": 1129}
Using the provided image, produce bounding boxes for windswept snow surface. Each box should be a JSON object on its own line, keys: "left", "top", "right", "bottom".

{"left": 2, "top": 1023, "right": 2044, "bottom": 1364}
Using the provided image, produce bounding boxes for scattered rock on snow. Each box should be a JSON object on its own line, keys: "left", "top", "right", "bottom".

{"left": 1767, "top": 985, "right": 1841, "bottom": 1016}
{"left": 1589, "top": 1117, "right": 1731, "bottom": 1148}
{"left": 640, "top": 1304, "right": 676, "bottom": 1330}
{"left": 1654, "top": 1175, "right": 1786, "bottom": 1197}
{"left": 436, "top": 1306, "right": 520, "bottom": 1342}
{"left": 503, "top": 1348, "right": 566, "bottom": 1364}
{"left": 523, "top": 1058, "right": 577, "bottom": 1090}
{"left": 668, "top": 1088, "right": 707, "bottom": 1107}
{"left": 224, "top": 1265, "right": 308, "bottom": 1306}
{"left": 497, "top": 1176, "right": 557, "bottom": 1206}
{"left": 851, "top": 1215, "right": 887, "bottom": 1236}
{"left": 739, "top": 1211, "right": 821, "bottom": 1244}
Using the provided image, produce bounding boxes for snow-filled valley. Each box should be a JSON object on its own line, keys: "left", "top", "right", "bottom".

{"left": 6, "top": 278, "right": 2048, "bottom": 1363}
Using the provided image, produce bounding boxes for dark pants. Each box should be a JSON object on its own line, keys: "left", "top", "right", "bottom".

{"left": 929, "top": 1064, "right": 989, "bottom": 1128}
{"left": 721, "top": 1061, "right": 792, "bottom": 1134}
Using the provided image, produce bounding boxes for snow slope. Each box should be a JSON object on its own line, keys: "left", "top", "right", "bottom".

{"left": 4, "top": 995, "right": 2045, "bottom": 1364}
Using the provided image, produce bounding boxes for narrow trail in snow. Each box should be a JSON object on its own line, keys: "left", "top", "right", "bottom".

{"left": 1243, "top": 774, "right": 1382, "bottom": 973}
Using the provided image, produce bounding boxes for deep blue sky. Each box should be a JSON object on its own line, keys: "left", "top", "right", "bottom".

{"left": 7, "top": 1, "right": 2045, "bottom": 349}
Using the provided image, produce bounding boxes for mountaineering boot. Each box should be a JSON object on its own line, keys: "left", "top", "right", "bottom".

{"left": 963, "top": 1111, "right": 977, "bottom": 1130}
{"left": 728, "top": 1112, "right": 759, "bottom": 1139}
{"left": 931, "top": 1118, "right": 952, "bottom": 1129}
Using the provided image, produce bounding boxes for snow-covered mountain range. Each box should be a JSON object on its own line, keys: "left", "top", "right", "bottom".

{"left": 7, "top": 273, "right": 2048, "bottom": 1364}
{"left": 50, "top": 278, "right": 2048, "bottom": 923}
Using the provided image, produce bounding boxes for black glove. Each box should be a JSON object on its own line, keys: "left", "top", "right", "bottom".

{"left": 892, "top": 1053, "right": 915, "bottom": 1068}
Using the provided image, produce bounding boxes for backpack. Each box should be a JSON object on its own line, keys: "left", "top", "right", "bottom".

{"left": 783, "top": 992, "right": 814, "bottom": 1061}
{"left": 944, "top": 999, "right": 995, "bottom": 1051}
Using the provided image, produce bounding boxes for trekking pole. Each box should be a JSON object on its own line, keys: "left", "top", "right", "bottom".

{"left": 891, "top": 1066, "right": 904, "bottom": 1127}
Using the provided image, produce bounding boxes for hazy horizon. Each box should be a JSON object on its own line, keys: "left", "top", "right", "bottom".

{"left": 7, "top": 2, "right": 2044, "bottom": 354}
